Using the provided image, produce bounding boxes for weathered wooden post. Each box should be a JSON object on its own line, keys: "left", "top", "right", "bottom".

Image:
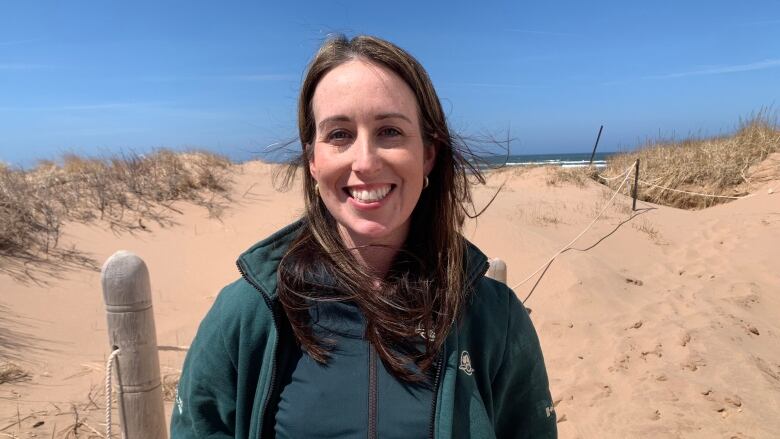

{"left": 102, "top": 251, "right": 167, "bottom": 439}
{"left": 632, "top": 159, "right": 640, "bottom": 211}
{"left": 486, "top": 258, "right": 507, "bottom": 285}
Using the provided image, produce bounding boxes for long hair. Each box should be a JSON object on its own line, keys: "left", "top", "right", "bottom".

{"left": 276, "top": 34, "right": 484, "bottom": 381}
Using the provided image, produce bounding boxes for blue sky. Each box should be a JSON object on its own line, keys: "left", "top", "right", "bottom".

{"left": 2, "top": 0, "right": 779, "bottom": 167}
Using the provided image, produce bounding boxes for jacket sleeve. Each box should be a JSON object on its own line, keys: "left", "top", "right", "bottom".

{"left": 170, "top": 292, "right": 238, "bottom": 438}
{"left": 491, "top": 291, "right": 557, "bottom": 438}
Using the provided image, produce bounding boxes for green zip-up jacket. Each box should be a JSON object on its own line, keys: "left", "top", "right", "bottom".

{"left": 171, "top": 221, "right": 557, "bottom": 438}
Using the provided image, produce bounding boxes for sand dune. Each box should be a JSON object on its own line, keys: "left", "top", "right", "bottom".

{"left": 1, "top": 162, "right": 778, "bottom": 438}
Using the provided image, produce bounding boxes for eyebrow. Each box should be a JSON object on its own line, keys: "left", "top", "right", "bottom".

{"left": 375, "top": 112, "right": 413, "bottom": 124}
{"left": 317, "top": 112, "right": 413, "bottom": 132}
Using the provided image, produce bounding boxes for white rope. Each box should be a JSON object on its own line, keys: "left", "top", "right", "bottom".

{"left": 512, "top": 162, "right": 636, "bottom": 293}
{"left": 595, "top": 173, "right": 627, "bottom": 182}
{"left": 106, "top": 348, "right": 121, "bottom": 439}
{"left": 637, "top": 178, "right": 750, "bottom": 199}
{"left": 600, "top": 170, "right": 762, "bottom": 200}
{"left": 524, "top": 164, "right": 775, "bottom": 301}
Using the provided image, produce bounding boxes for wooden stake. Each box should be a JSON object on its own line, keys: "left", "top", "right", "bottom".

{"left": 101, "top": 251, "right": 168, "bottom": 439}
{"left": 486, "top": 258, "right": 507, "bottom": 285}
{"left": 632, "top": 159, "right": 640, "bottom": 211}
{"left": 589, "top": 125, "right": 604, "bottom": 166}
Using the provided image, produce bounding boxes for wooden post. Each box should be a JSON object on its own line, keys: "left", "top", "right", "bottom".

{"left": 102, "top": 251, "right": 167, "bottom": 439}
{"left": 486, "top": 258, "right": 507, "bottom": 285}
{"left": 589, "top": 125, "right": 604, "bottom": 166}
{"left": 632, "top": 159, "right": 640, "bottom": 211}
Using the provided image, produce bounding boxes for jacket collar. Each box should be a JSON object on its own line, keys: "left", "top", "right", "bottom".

{"left": 236, "top": 219, "right": 490, "bottom": 304}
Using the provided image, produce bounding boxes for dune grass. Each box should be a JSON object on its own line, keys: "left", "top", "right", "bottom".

{"left": 598, "top": 111, "right": 780, "bottom": 209}
{"left": 162, "top": 373, "right": 181, "bottom": 402}
{"left": 0, "top": 360, "right": 29, "bottom": 385}
{"left": 546, "top": 167, "right": 589, "bottom": 188}
{"left": 0, "top": 149, "right": 232, "bottom": 259}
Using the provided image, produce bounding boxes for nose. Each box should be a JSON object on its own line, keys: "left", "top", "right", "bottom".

{"left": 351, "top": 133, "right": 382, "bottom": 176}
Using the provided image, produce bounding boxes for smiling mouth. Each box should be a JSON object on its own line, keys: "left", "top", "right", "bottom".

{"left": 344, "top": 184, "right": 395, "bottom": 203}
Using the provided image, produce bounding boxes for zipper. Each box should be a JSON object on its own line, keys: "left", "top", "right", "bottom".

{"left": 236, "top": 260, "right": 281, "bottom": 438}
{"left": 428, "top": 258, "right": 489, "bottom": 439}
{"left": 427, "top": 349, "right": 445, "bottom": 439}
{"left": 368, "top": 344, "right": 378, "bottom": 439}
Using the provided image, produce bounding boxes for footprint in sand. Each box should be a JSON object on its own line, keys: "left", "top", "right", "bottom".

{"left": 754, "top": 356, "right": 780, "bottom": 388}
{"left": 609, "top": 354, "right": 631, "bottom": 372}
{"left": 724, "top": 282, "right": 762, "bottom": 310}
{"left": 712, "top": 305, "right": 761, "bottom": 336}
{"left": 724, "top": 395, "right": 742, "bottom": 408}
{"left": 627, "top": 320, "right": 643, "bottom": 330}
{"left": 625, "top": 277, "right": 643, "bottom": 286}
{"left": 640, "top": 343, "right": 663, "bottom": 360}
{"left": 682, "top": 354, "right": 707, "bottom": 371}
{"left": 712, "top": 394, "right": 744, "bottom": 420}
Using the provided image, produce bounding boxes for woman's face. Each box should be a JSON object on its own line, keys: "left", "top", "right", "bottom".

{"left": 308, "top": 59, "right": 436, "bottom": 248}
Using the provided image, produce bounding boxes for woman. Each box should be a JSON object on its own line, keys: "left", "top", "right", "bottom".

{"left": 171, "top": 35, "right": 556, "bottom": 439}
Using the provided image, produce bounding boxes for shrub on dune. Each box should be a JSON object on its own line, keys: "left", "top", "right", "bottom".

{"left": 599, "top": 111, "right": 780, "bottom": 209}
{"left": 0, "top": 149, "right": 233, "bottom": 258}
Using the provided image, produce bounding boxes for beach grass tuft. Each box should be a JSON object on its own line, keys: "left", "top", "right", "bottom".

{"left": 598, "top": 110, "right": 780, "bottom": 209}
{"left": 0, "top": 360, "right": 30, "bottom": 385}
{"left": 546, "top": 167, "right": 590, "bottom": 188}
{"left": 0, "top": 149, "right": 232, "bottom": 258}
{"left": 162, "top": 373, "right": 181, "bottom": 402}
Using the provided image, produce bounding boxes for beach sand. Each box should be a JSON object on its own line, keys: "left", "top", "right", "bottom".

{"left": 1, "top": 161, "right": 778, "bottom": 437}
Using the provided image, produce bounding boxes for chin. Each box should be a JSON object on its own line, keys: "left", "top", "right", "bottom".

{"left": 341, "top": 219, "right": 402, "bottom": 244}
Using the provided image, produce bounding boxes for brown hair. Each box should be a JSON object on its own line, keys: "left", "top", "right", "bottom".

{"left": 277, "top": 34, "right": 484, "bottom": 381}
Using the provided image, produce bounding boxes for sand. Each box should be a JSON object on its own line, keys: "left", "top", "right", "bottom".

{"left": 1, "top": 161, "right": 778, "bottom": 438}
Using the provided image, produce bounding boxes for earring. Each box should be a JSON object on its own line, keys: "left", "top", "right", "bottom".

{"left": 314, "top": 182, "right": 319, "bottom": 194}
{"left": 423, "top": 176, "right": 429, "bottom": 189}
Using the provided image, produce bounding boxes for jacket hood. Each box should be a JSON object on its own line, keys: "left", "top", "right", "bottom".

{"left": 236, "top": 219, "right": 490, "bottom": 303}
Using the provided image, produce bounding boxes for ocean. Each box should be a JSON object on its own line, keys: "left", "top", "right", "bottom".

{"left": 475, "top": 152, "right": 617, "bottom": 169}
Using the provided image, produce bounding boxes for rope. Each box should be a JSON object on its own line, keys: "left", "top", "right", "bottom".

{"left": 528, "top": 165, "right": 777, "bottom": 303}
{"left": 513, "top": 161, "right": 636, "bottom": 294}
{"left": 106, "top": 348, "right": 120, "bottom": 439}
{"left": 595, "top": 173, "right": 627, "bottom": 182}
{"left": 637, "top": 179, "right": 750, "bottom": 199}
{"left": 598, "top": 172, "right": 767, "bottom": 200}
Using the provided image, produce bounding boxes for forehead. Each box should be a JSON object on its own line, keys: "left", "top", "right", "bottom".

{"left": 311, "top": 60, "right": 419, "bottom": 123}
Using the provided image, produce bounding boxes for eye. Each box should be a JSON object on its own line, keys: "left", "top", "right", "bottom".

{"left": 327, "top": 130, "right": 352, "bottom": 141}
{"left": 379, "top": 127, "right": 402, "bottom": 137}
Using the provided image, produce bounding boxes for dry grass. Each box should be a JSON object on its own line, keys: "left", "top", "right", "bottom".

{"left": 162, "top": 373, "right": 180, "bottom": 402}
{"left": 0, "top": 361, "right": 30, "bottom": 385}
{"left": 598, "top": 111, "right": 780, "bottom": 209}
{"left": 546, "top": 167, "right": 591, "bottom": 188}
{"left": 531, "top": 207, "right": 563, "bottom": 226}
{"left": 0, "top": 385, "right": 108, "bottom": 438}
{"left": 0, "top": 149, "right": 232, "bottom": 259}
{"left": 632, "top": 219, "right": 661, "bottom": 242}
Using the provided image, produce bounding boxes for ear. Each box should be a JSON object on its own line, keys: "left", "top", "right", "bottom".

{"left": 307, "top": 143, "right": 317, "bottom": 180}
{"left": 423, "top": 143, "right": 437, "bottom": 176}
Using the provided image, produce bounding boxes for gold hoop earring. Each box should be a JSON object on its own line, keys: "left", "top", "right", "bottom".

{"left": 314, "top": 182, "right": 319, "bottom": 195}
{"left": 423, "top": 176, "right": 429, "bottom": 189}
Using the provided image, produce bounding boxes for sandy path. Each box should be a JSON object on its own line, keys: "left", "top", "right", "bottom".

{"left": 1, "top": 163, "right": 778, "bottom": 438}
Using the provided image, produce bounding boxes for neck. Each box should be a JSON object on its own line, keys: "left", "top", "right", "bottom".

{"left": 337, "top": 225, "right": 409, "bottom": 278}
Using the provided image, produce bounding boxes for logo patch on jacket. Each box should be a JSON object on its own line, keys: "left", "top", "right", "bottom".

{"left": 459, "top": 351, "right": 474, "bottom": 375}
{"left": 415, "top": 322, "right": 436, "bottom": 341}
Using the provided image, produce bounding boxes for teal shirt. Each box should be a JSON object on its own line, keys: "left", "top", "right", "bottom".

{"left": 274, "top": 300, "right": 434, "bottom": 438}
{"left": 171, "top": 221, "right": 557, "bottom": 438}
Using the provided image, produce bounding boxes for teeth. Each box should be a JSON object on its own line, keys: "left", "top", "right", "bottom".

{"left": 349, "top": 185, "right": 391, "bottom": 202}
